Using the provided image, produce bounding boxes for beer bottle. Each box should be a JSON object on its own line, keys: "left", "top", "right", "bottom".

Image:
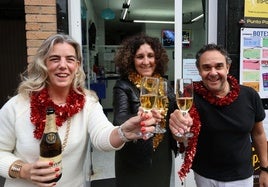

{"left": 40, "top": 107, "right": 62, "bottom": 183}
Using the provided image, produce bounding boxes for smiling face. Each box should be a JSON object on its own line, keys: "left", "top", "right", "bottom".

{"left": 134, "top": 43, "right": 156, "bottom": 77}
{"left": 45, "top": 42, "right": 80, "bottom": 92}
{"left": 198, "top": 50, "right": 231, "bottom": 97}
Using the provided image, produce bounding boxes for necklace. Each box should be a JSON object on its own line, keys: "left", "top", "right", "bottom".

{"left": 30, "top": 87, "right": 85, "bottom": 140}
{"left": 62, "top": 118, "right": 71, "bottom": 152}
{"left": 128, "top": 72, "right": 167, "bottom": 149}
{"left": 178, "top": 75, "right": 240, "bottom": 181}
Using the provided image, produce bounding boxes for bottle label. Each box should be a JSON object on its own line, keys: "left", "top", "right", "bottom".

{"left": 45, "top": 132, "right": 57, "bottom": 144}
{"left": 40, "top": 154, "right": 62, "bottom": 174}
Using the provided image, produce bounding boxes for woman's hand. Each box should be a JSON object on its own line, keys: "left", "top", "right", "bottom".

{"left": 121, "top": 107, "right": 162, "bottom": 140}
{"left": 169, "top": 109, "right": 193, "bottom": 139}
{"left": 20, "top": 160, "right": 60, "bottom": 187}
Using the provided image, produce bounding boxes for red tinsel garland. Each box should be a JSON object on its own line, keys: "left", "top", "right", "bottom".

{"left": 178, "top": 105, "right": 201, "bottom": 181}
{"left": 30, "top": 88, "right": 85, "bottom": 139}
{"left": 178, "top": 75, "right": 240, "bottom": 181}
{"left": 194, "top": 75, "right": 240, "bottom": 106}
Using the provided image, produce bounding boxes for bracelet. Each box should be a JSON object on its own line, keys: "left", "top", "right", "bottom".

{"left": 118, "top": 126, "right": 131, "bottom": 142}
{"left": 9, "top": 160, "right": 24, "bottom": 178}
{"left": 260, "top": 166, "right": 268, "bottom": 173}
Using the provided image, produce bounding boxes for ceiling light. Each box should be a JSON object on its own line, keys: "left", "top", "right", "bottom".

{"left": 101, "top": 8, "right": 115, "bottom": 20}
{"left": 121, "top": 8, "right": 128, "bottom": 20}
{"left": 133, "top": 20, "right": 174, "bottom": 24}
{"left": 120, "top": 0, "right": 131, "bottom": 20}
{"left": 101, "top": 0, "right": 115, "bottom": 20}
{"left": 191, "top": 14, "right": 204, "bottom": 22}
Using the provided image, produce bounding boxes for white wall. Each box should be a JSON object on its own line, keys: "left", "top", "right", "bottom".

{"left": 145, "top": 23, "right": 175, "bottom": 81}
{"left": 182, "top": 21, "right": 206, "bottom": 59}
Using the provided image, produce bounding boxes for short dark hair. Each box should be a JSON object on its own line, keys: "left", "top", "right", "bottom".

{"left": 195, "top": 43, "right": 232, "bottom": 68}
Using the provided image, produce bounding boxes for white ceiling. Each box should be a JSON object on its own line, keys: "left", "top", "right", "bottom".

{"left": 90, "top": 0, "right": 203, "bottom": 36}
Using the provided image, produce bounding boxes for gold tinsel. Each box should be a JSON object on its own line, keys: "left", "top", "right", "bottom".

{"left": 128, "top": 72, "right": 169, "bottom": 150}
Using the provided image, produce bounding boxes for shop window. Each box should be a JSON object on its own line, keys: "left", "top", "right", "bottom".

{"left": 56, "top": 0, "right": 69, "bottom": 34}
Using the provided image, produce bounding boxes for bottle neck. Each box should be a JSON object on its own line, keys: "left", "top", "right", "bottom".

{"left": 44, "top": 113, "right": 57, "bottom": 133}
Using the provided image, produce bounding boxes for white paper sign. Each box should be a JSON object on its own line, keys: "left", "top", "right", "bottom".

{"left": 182, "top": 59, "right": 201, "bottom": 81}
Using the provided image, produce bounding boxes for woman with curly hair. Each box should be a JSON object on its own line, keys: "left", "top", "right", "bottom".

{"left": 113, "top": 33, "right": 178, "bottom": 187}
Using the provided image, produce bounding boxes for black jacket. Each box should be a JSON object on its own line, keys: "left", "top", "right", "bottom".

{"left": 113, "top": 79, "right": 177, "bottom": 184}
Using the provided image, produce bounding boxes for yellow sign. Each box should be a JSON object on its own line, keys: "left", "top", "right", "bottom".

{"left": 245, "top": 0, "right": 268, "bottom": 18}
{"left": 244, "top": 1, "right": 268, "bottom": 27}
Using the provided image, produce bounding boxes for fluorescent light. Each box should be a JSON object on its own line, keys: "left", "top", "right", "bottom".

{"left": 121, "top": 9, "right": 128, "bottom": 20}
{"left": 191, "top": 14, "right": 204, "bottom": 22}
{"left": 133, "top": 20, "right": 174, "bottom": 24}
{"left": 126, "top": 0, "right": 131, "bottom": 5}
{"left": 121, "top": 0, "right": 131, "bottom": 20}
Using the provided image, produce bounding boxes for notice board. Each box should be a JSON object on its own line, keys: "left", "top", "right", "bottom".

{"left": 239, "top": 27, "right": 268, "bottom": 99}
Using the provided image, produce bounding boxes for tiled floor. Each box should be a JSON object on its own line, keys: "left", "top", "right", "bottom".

{"left": 88, "top": 111, "right": 115, "bottom": 187}
{"left": 89, "top": 145, "right": 178, "bottom": 187}
{"left": 90, "top": 148, "right": 115, "bottom": 181}
{"left": 90, "top": 111, "right": 115, "bottom": 181}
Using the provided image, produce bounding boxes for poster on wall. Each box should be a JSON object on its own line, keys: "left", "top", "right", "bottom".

{"left": 182, "top": 59, "right": 201, "bottom": 81}
{"left": 182, "top": 30, "right": 191, "bottom": 48}
{"left": 239, "top": 27, "right": 268, "bottom": 99}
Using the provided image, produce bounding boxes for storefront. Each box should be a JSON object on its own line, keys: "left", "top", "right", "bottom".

{"left": 1, "top": 0, "right": 267, "bottom": 186}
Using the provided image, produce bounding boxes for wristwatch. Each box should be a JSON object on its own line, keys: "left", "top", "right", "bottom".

{"left": 260, "top": 166, "right": 268, "bottom": 172}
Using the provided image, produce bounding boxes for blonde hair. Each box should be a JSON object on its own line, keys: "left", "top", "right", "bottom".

{"left": 18, "top": 34, "right": 87, "bottom": 97}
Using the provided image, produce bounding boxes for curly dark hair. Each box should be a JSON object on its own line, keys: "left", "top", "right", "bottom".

{"left": 114, "top": 33, "right": 169, "bottom": 78}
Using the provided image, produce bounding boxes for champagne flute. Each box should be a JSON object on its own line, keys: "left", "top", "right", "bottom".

{"left": 154, "top": 79, "right": 168, "bottom": 133}
{"left": 175, "top": 78, "right": 194, "bottom": 138}
{"left": 140, "top": 77, "right": 159, "bottom": 138}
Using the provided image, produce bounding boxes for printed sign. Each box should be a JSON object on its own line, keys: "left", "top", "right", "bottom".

{"left": 244, "top": 0, "right": 268, "bottom": 27}
{"left": 240, "top": 27, "right": 268, "bottom": 98}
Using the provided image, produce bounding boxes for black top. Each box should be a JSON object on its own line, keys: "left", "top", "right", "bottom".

{"left": 192, "top": 85, "right": 266, "bottom": 181}
{"left": 113, "top": 78, "right": 177, "bottom": 187}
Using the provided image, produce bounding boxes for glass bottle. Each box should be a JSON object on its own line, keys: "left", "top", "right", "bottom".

{"left": 40, "top": 107, "right": 62, "bottom": 183}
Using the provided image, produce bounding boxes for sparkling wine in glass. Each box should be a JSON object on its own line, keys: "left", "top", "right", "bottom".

{"left": 140, "top": 77, "right": 159, "bottom": 112}
{"left": 175, "top": 78, "right": 194, "bottom": 138}
{"left": 154, "top": 79, "right": 168, "bottom": 133}
{"left": 140, "top": 77, "right": 159, "bottom": 138}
